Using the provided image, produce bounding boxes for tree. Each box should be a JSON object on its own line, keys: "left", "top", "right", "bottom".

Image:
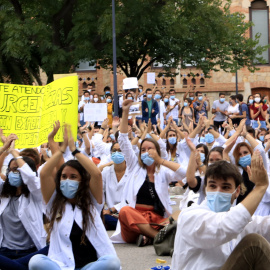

{"left": 72, "top": 0, "right": 267, "bottom": 79}
{"left": 0, "top": 0, "right": 267, "bottom": 84}
{"left": 0, "top": 0, "right": 78, "bottom": 84}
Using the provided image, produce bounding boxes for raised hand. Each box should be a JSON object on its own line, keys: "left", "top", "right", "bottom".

{"left": 247, "top": 150, "right": 268, "bottom": 187}
{"left": 0, "top": 128, "right": 6, "bottom": 144}
{"left": 48, "top": 121, "right": 60, "bottom": 141}
{"left": 122, "top": 99, "right": 133, "bottom": 111}
{"left": 112, "top": 116, "right": 120, "bottom": 128}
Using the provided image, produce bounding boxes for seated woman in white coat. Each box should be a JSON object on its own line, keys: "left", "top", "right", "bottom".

{"left": 102, "top": 142, "right": 128, "bottom": 230}
{"left": 29, "top": 125, "right": 120, "bottom": 270}
{"left": 172, "top": 154, "right": 270, "bottom": 270}
{"left": 111, "top": 100, "right": 185, "bottom": 246}
{"left": 0, "top": 135, "right": 46, "bottom": 260}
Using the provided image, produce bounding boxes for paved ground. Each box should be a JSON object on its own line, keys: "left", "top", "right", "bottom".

{"left": 108, "top": 196, "right": 181, "bottom": 270}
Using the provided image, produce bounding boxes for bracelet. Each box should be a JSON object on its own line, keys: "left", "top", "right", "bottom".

{"left": 81, "top": 131, "right": 86, "bottom": 135}
{"left": 137, "top": 136, "right": 141, "bottom": 139}
{"left": 161, "top": 159, "right": 165, "bottom": 165}
{"left": 60, "top": 150, "right": 65, "bottom": 154}
{"left": 199, "top": 163, "right": 205, "bottom": 167}
{"left": 14, "top": 156, "right": 23, "bottom": 161}
{"left": 100, "top": 127, "right": 105, "bottom": 130}
{"left": 71, "top": 149, "right": 81, "bottom": 156}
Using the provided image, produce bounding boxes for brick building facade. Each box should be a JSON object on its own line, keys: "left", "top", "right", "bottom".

{"left": 70, "top": 1, "right": 270, "bottom": 106}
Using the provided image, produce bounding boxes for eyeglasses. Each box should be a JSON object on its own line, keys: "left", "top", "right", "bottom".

{"left": 111, "top": 149, "right": 122, "bottom": 153}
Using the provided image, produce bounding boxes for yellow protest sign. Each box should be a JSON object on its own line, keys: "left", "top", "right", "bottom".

{"left": 0, "top": 76, "right": 78, "bottom": 148}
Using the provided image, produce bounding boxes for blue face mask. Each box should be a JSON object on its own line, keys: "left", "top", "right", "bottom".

{"left": 147, "top": 94, "right": 152, "bottom": 99}
{"left": 8, "top": 172, "right": 22, "bottom": 187}
{"left": 139, "top": 89, "right": 142, "bottom": 93}
{"left": 170, "top": 95, "right": 175, "bottom": 100}
{"left": 205, "top": 133, "right": 215, "bottom": 143}
{"left": 184, "top": 102, "right": 188, "bottom": 107}
{"left": 111, "top": 152, "right": 125, "bottom": 164}
{"left": 155, "top": 94, "right": 161, "bottom": 99}
{"left": 168, "top": 137, "right": 177, "bottom": 145}
{"left": 249, "top": 100, "right": 254, "bottom": 104}
{"left": 105, "top": 91, "right": 110, "bottom": 94}
{"left": 85, "top": 97, "right": 90, "bottom": 101}
{"left": 141, "top": 152, "right": 154, "bottom": 166}
{"left": 190, "top": 97, "right": 194, "bottom": 101}
{"left": 200, "top": 153, "right": 205, "bottom": 163}
{"left": 127, "top": 97, "right": 133, "bottom": 100}
{"left": 75, "top": 141, "right": 79, "bottom": 148}
{"left": 206, "top": 190, "right": 236, "bottom": 212}
{"left": 259, "top": 136, "right": 265, "bottom": 142}
{"left": 238, "top": 154, "right": 251, "bottom": 168}
{"left": 220, "top": 98, "right": 225, "bottom": 103}
{"left": 164, "top": 98, "right": 169, "bottom": 103}
{"left": 198, "top": 96, "right": 203, "bottom": 101}
{"left": 110, "top": 134, "right": 115, "bottom": 141}
{"left": 200, "top": 137, "right": 205, "bottom": 143}
{"left": 107, "top": 98, "right": 112, "bottom": 103}
{"left": 60, "top": 179, "right": 79, "bottom": 199}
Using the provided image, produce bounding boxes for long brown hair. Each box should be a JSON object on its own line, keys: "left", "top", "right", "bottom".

{"left": 138, "top": 138, "right": 161, "bottom": 170}
{"left": 233, "top": 142, "right": 253, "bottom": 167}
{"left": 49, "top": 160, "right": 94, "bottom": 244}
{"left": 166, "top": 129, "right": 177, "bottom": 154}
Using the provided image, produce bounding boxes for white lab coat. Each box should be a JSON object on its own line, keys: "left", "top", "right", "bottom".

{"left": 102, "top": 165, "right": 128, "bottom": 212}
{"left": 172, "top": 201, "right": 270, "bottom": 270}
{"left": 46, "top": 192, "right": 117, "bottom": 270}
{"left": 0, "top": 163, "right": 46, "bottom": 250}
{"left": 156, "top": 99, "right": 166, "bottom": 128}
{"left": 111, "top": 132, "right": 186, "bottom": 243}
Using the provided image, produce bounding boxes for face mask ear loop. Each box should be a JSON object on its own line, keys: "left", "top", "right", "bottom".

{"left": 231, "top": 187, "right": 239, "bottom": 203}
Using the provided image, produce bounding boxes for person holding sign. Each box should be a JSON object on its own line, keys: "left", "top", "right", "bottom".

{"left": 78, "top": 91, "right": 91, "bottom": 126}
{"left": 29, "top": 125, "right": 120, "bottom": 270}
{"left": 142, "top": 89, "right": 159, "bottom": 125}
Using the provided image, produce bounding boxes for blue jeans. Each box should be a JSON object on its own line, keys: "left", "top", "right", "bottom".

{"left": 173, "top": 118, "right": 179, "bottom": 125}
{"left": 29, "top": 254, "right": 121, "bottom": 270}
{"left": 0, "top": 245, "right": 49, "bottom": 270}
{"left": 252, "top": 120, "right": 267, "bottom": 130}
{"left": 0, "top": 246, "right": 37, "bottom": 259}
{"left": 104, "top": 214, "right": 118, "bottom": 230}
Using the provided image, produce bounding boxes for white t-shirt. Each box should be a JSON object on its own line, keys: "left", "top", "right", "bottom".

{"left": 227, "top": 104, "right": 239, "bottom": 114}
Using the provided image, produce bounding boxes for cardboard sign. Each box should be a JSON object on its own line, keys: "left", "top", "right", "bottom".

{"left": 84, "top": 103, "right": 108, "bottom": 122}
{"left": 0, "top": 76, "right": 78, "bottom": 148}
{"left": 147, "top": 72, "right": 156, "bottom": 84}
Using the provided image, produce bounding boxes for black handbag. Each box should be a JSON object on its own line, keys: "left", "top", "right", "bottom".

{"left": 153, "top": 217, "right": 177, "bottom": 256}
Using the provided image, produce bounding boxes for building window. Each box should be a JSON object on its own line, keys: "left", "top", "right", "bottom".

{"left": 200, "top": 78, "right": 205, "bottom": 87}
{"left": 170, "top": 78, "right": 175, "bottom": 86}
{"left": 183, "top": 78, "right": 187, "bottom": 88}
{"left": 191, "top": 78, "right": 196, "bottom": 85}
{"left": 162, "top": 79, "right": 166, "bottom": 85}
{"left": 75, "top": 61, "right": 96, "bottom": 71}
{"left": 250, "top": 0, "right": 269, "bottom": 64}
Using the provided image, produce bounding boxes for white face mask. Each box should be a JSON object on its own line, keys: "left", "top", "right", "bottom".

{"left": 93, "top": 98, "right": 98, "bottom": 102}
{"left": 255, "top": 97, "right": 261, "bottom": 103}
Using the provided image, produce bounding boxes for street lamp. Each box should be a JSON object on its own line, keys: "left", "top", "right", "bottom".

{"left": 112, "top": 0, "right": 118, "bottom": 116}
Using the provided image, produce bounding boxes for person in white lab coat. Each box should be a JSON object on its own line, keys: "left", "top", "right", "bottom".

{"left": 172, "top": 153, "right": 270, "bottom": 270}
{"left": 29, "top": 125, "right": 120, "bottom": 270}
{"left": 102, "top": 142, "right": 128, "bottom": 230}
{"left": 111, "top": 100, "right": 184, "bottom": 246}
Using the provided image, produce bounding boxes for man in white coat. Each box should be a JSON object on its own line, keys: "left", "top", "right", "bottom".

{"left": 172, "top": 152, "right": 270, "bottom": 270}
{"left": 154, "top": 89, "right": 166, "bottom": 129}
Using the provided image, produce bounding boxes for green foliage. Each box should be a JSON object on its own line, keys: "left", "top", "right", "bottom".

{"left": 0, "top": 0, "right": 267, "bottom": 84}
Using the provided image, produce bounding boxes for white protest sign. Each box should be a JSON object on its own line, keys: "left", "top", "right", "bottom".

{"left": 147, "top": 72, "right": 155, "bottom": 84}
{"left": 84, "top": 103, "right": 107, "bottom": 122}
